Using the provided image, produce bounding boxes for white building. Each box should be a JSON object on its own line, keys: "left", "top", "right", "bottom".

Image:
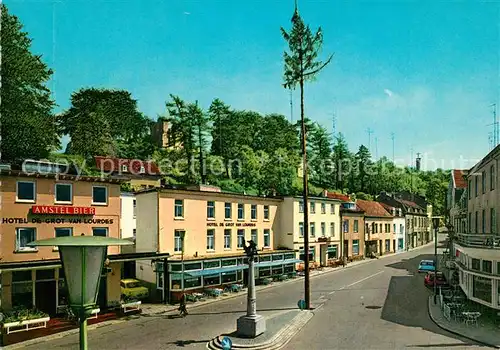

{"left": 379, "top": 202, "right": 406, "bottom": 252}
{"left": 120, "top": 192, "right": 136, "bottom": 242}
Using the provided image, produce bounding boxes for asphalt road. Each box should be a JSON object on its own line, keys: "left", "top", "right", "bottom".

{"left": 23, "top": 234, "right": 489, "bottom": 350}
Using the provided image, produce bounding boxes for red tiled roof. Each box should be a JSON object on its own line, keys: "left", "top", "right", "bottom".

{"left": 356, "top": 199, "right": 392, "bottom": 217}
{"left": 326, "top": 192, "right": 350, "bottom": 202}
{"left": 94, "top": 156, "right": 161, "bottom": 175}
{"left": 453, "top": 169, "right": 468, "bottom": 189}
{"left": 379, "top": 202, "right": 395, "bottom": 214}
{"left": 399, "top": 199, "right": 420, "bottom": 209}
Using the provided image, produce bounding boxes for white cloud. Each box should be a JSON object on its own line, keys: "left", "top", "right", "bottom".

{"left": 183, "top": 11, "right": 191, "bottom": 15}
{"left": 384, "top": 88, "right": 393, "bottom": 97}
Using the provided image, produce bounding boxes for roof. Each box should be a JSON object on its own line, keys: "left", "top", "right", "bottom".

{"left": 399, "top": 199, "right": 421, "bottom": 209}
{"left": 379, "top": 202, "right": 395, "bottom": 213}
{"left": 469, "top": 143, "right": 500, "bottom": 175}
{"left": 95, "top": 156, "right": 162, "bottom": 176}
{"left": 356, "top": 199, "right": 392, "bottom": 218}
{"left": 452, "top": 169, "right": 468, "bottom": 189}
{"left": 325, "top": 192, "right": 350, "bottom": 202}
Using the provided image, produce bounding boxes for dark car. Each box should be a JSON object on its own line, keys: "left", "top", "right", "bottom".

{"left": 424, "top": 271, "right": 449, "bottom": 288}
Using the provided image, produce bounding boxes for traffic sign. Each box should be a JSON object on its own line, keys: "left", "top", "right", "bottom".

{"left": 297, "top": 299, "right": 306, "bottom": 310}
{"left": 221, "top": 336, "right": 232, "bottom": 350}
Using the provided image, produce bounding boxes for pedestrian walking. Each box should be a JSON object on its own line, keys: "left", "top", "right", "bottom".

{"left": 178, "top": 293, "right": 188, "bottom": 317}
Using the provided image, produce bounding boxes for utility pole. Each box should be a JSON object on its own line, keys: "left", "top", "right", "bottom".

{"left": 367, "top": 128, "right": 373, "bottom": 154}
{"left": 390, "top": 132, "right": 395, "bottom": 162}
{"left": 489, "top": 132, "right": 493, "bottom": 151}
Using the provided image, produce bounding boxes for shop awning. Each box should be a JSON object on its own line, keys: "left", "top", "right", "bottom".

{"left": 173, "top": 265, "right": 247, "bottom": 278}
{"left": 256, "top": 259, "right": 302, "bottom": 268}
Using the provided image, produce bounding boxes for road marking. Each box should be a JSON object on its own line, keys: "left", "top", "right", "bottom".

{"left": 343, "top": 270, "right": 385, "bottom": 289}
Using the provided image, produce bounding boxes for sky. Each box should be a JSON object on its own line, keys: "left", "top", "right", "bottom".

{"left": 5, "top": 0, "right": 500, "bottom": 171}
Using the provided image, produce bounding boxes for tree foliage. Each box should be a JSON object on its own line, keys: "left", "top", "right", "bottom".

{"left": 0, "top": 4, "right": 60, "bottom": 161}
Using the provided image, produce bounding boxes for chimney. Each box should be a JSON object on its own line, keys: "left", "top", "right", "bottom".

{"left": 323, "top": 189, "right": 328, "bottom": 197}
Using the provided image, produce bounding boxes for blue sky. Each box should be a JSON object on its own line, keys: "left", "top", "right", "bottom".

{"left": 6, "top": 0, "right": 500, "bottom": 170}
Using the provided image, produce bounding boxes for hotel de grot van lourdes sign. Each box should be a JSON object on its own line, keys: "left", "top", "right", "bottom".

{"left": 207, "top": 222, "right": 257, "bottom": 228}
{"left": 1, "top": 205, "right": 114, "bottom": 225}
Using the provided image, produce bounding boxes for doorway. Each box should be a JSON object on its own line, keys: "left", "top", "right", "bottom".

{"left": 97, "top": 276, "right": 107, "bottom": 309}
{"left": 35, "top": 281, "right": 57, "bottom": 316}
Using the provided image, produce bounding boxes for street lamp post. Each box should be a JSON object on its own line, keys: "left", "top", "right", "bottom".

{"left": 432, "top": 217, "right": 440, "bottom": 304}
{"left": 28, "top": 235, "right": 132, "bottom": 350}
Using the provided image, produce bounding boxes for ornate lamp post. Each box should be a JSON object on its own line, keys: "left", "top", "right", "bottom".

{"left": 28, "top": 235, "right": 133, "bottom": 350}
{"left": 237, "top": 240, "right": 266, "bottom": 338}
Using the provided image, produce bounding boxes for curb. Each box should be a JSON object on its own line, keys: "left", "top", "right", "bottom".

{"left": 3, "top": 243, "right": 433, "bottom": 349}
{"left": 206, "top": 310, "right": 314, "bottom": 350}
{"left": 427, "top": 296, "right": 499, "bottom": 349}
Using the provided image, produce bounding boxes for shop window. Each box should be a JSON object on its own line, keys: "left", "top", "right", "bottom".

{"left": 225, "top": 202, "right": 232, "bottom": 219}
{"left": 204, "top": 260, "right": 220, "bottom": 269}
{"left": 471, "top": 258, "right": 481, "bottom": 271}
{"left": 207, "top": 201, "right": 215, "bottom": 219}
{"left": 272, "top": 267, "right": 283, "bottom": 276}
{"left": 259, "top": 255, "right": 271, "bottom": 262}
{"left": 264, "top": 205, "right": 270, "bottom": 220}
{"left": 237, "top": 270, "right": 243, "bottom": 281}
{"left": 16, "top": 227, "right": 37, "bottom": 251}
{"left": 170, "top": 264, "right": 182, "bottom": 272}
{"left": 36, "top": 269, "right": 55, "bottom": 280}
{"left": 272, "top": 254, "right": 284, "bottom": 261}
{"left": 12, "top": 270, "right": 33, "bottom": 308}
{"left": 284, "top": 253, "right": 295, "bottom": 260}
{"left": 352, "top": 240, "right": 360, "bottom": 255}
{"left": 171, "top": 276, "right": 182, "bottom": 290}
{"left": 174, "top": 199, "right": 184, "bottom": 218}
{"left": 184, "top": 276, "right": 202, "bottom": 289}
{"left": 482, "top": 260, "right": 492, "bottom": 274}
{"left": 204, "top": 275, "right": 220, "bottom": 286}
{"left": 92, "top": 227, "right": 108, "bottom": 237}
{"left": 251, "top": 205, "right": 257, "bottom": 220}
{"left": 259, "top": 268, "right": 271, "bottom": 277}
{"left": 92, "top": 186, "right": 107, "bottom": 205}
{"left": 284, "top": 264, "right": 294, "bottom": 273}
{"left": 398, "top": 238, "right": 404, "bottom": 250}
{"left": 221, "top": 272, "right": 237, "bottom": 284}
{"left": 16, "top": 181, "right": 35, "bottom": 202}
{"left": 263, "top": 229, "right": 270, "bottom": 247}
{"left": 222, "top": 259, "right": 237, "bottom": 267}
{"left": 327, "top": 245, "right": 338, "bottom": 259}
{"left": 472, "top": 275, "right": 492, "bottom": 303}
{"left": 184, "top": 262, "right": 202, "bottom": 271}
{"left": 55, "top": 183, "right": 72, "bottom": 203}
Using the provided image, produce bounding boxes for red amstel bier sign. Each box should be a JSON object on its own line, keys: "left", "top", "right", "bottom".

{"left": 31, "top": 205, "right": 96, "bottom": 215}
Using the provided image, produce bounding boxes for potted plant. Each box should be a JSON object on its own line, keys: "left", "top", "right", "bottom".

{"left": 2, "top": 308, "right": 50, "bottom": 334}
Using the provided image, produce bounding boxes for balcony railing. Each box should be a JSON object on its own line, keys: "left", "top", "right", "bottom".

{"left": 456, "top": 233, "right": 500, "bottom": 249}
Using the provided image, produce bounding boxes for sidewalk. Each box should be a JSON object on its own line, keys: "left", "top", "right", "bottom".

{"left": 428, "top": 296, "right": 500, "bottom": 348}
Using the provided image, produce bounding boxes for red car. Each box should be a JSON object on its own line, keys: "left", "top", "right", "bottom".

{"left": 424, "top": 271, "right": 449, "bottom": 288}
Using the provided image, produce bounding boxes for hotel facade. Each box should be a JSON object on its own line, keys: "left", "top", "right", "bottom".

{"left": 0, "top": 163, "right": 124, "bottom": 315}
{"left": 356, "top": 199, "right": 396, "bottom": 256}
{"left": 135, "top": 185, "right": 298, "bottom": 302}
{"left": 275, "top": 196, "right": 342, "bottom": 265}
{"left": 454, "top": 145, "right": 499, "bottom": 310}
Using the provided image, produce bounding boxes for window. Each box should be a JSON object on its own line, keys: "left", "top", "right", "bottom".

{"left": 92, "top": 227, "right": 108, "bottom": 237}
{"left": 310, "top": 222, "right": 316, "bottom": 237}
{"left": 251, "top": 204, "right": 257, "bottom": 220}
{"left": 299, "top": 201, "right": 304, "bottom": 213}
{"left": 321, "top": 222, "right": 326, "bottom": 236}
{"left": 174, "top": 230, "right": 185, "bottom": 252}
{"left": 263, "top": 205, "right": 270, "bottom": 220}
{"left": 330, "top": 204, "right": 335, "bottom": 214}
{"left": 16, "top": 181, "right": 35, "bottom": 202}
{"left": 400, "top": 224, "right": 404, "bottom": 234}
{"left": 16, "top": 228, "right": 36, "bottom": 251}
{"left": 393, "top": 224, "right": 396, "bottom": 233}
{"left": 174, "top": 199, "right": 184, "bottom": 218}
{"left": 343, "top": 220, "right": 349, "bottom": 233}
{"left": 206, "top": 229, "right": 215, "bottom": 250}
{"left": 92, "top": 186, "right": 107, "bottom": 205}
{"left": 352, "top": 240, "right": 359, "bottom": 255}
{"left": 471, "top": 258, "right": 481, "bottom": 271}
{"left": 207, "top": 201, "right": 215, "bottom": 219}
{"left": 251, "top": 229, "right": 258, "bottom": 244}
{"left": 299, "top": 222, "right": 304, "bottom": 237}
{"left": 475, "top": 177, "right": 478, "bottom": 197}
{"left": 330, "top": 222, "right": 335, "bottom": 236}
{"left": 482, "top": 171, "right": 486, "bottom": 193}
{"left": 225, "top": 202, "right": 232, "bottom": 219}
{"left": 475, "top": 211, "right": 478, "bottom": 233}
{"left": 472, "top": 275, "right": 492, "bottom": 303}
{"left": 385, "top": 239, "right": 390, "bottom": 252}
{"left": 482, "top": 260, "right": 492, "bottom": 273}
{"left": 237, "top": 229, "right": 245, "bottom": 248}
{"left": 224, "top": 229, "right": 231, "bottom": 249}
{"left": 310, "top": 202, "right": 316, "bottom": 214}
{"left": 468, "top": 212, "right": 472, "bottom": 232}
{"left": 353, "top": 220, "right": 359, "bottom": 233}
{"left": 468, "top": 180, "right": 472, "bottom": 199}
{"left": 133, "top": 228, "right": 136, "bottom": 237}
{"left": 482, "top": 209, "right": 486, "bottom": 233}
{"left": 12, "top": 271, "right": 33, "bottom": 308}
{"left": 263, "top": 229, "right": 270, "bottom": 247}
{"left": 491, "top": 165, "right": 495, "bottom": 190}
{"left": 55, "top": 183, "right": 72, "bottom": 203}
{"left": 55, "top": 227, "right": 72, "bottom": 238}
{"left": 321, "top": 203, "right": 326, "bottom": 214}
{"left": 327, "top": 245, "right": 338, "bottom": 259}
{"left": 238, "top": 204, "right": 245, "bottom": 220}
{"left": 133, "top": 199, "right": 137, "bottom": 218}
{"left": 490, "top": 208, "right": 497, "bottom": 234}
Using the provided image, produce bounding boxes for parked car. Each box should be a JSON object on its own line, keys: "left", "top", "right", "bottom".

{"left": 418, "top": 259, "right": 435, "bottom": 273}
{"left": 424, "top": 271, "right": 449, "bottom": 288}
{"left": 120, "top": 279, "right": 149, "bottom": 301}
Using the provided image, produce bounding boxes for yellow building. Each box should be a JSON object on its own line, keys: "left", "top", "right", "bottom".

{"left": 135, "top": 185, "right": 297, "bottom": 302}
{"left": 275, "top": 196, "right": 342, "bottom": 266}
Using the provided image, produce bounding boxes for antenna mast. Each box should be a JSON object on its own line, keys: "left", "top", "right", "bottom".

{"left": 390, "top": 132, "right": 395, "bottom": 162}
{"left": 375, "top": 137, "right": 378, "bottom": 160}
{"left": 487, "top": 103, "right": 498, "bottom": 147}
{"left": 367, "top": 128, "right": 374, "bottom": 155}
